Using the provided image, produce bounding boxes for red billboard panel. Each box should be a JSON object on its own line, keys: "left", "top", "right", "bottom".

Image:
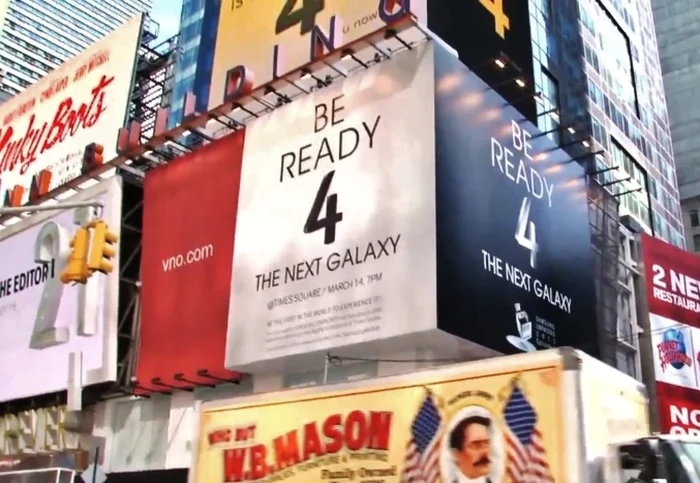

{"left": 642, "top": 234, "right": 700, "bottom": 324}
{"left": 642, "top": 234, "right": 700, "bottom": 433}
{"left": 656, "top": 381, "right": 700, "bottom": 436}
{"left": 137, "top": 132, "right": 244, "bottom": 390}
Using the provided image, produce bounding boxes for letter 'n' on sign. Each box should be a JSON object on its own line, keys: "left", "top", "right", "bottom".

{"left": 4, "top": 185, "right": 23, "bottom": 207}
{"left": 30, "top": 169, "right": 52, "bottom": 202}
{"left": 310, "top": 16, "right": 343, "bottom": 60}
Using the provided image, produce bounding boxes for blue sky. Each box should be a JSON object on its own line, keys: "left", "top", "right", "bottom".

{"left": 151, "top": 0, "right": 184, "bottom": 42}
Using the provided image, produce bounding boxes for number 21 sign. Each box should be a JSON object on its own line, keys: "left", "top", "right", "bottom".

{"left": 0, "top": 177, "right": 121, "bottom": 403}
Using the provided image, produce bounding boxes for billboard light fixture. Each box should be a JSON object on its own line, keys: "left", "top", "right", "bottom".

{"left": 494, "top": 58, "right": 506, "bottom": 69}
{"left": 129, "top": 381, "right": 167, "bottom": 397}
{"left": 601, "top": 176, "right": 632, "bottom": 188}
{"left": 208, "top": 111, "right": 243, "bottom": 131}
{"left": 341, "top": 48, "right": 369, "bottom": 69}
{"left": 264, "top": 86, "right": 291, "bottom": 106}
{"left": 591, "top": 165, "right": 620, "bottom": 176}
{"left": 560, "top": 149, "right": 605, "bottom": 165}
{"left": 151, "top": 377, "right": 194, "bottom": 393}
{"left": 613, "top": 187, "right": 643, "bottom": 198}
{"left": 534, "top": 123, "right": 571, "bottom": 139}
{"left": 513, "top": 90, "right": 542, "bottom": 107}
{"left": 515, "top": 78, "right": 526, "bottom": 88}
{"left": 299, "top": 68, "right": 328, "bottom": 88}
{"left": 581, "top": 139, "right": 591, "bottom": 148}
{"left": 196, "top": 369, "right": 241, "bottom": 385}
{"left": 567, "top": 126, "right": 576, "bottom": 134}
{"left": 384, "top": 27, "right": 412, "bottom": 51}
{"left": 174, "top": 372, "right": 215, "bottom": 389}
{"left": 233, "top": 102, "right": 258, "bottom": 118}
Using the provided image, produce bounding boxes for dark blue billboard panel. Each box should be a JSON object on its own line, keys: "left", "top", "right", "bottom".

{"left": 433, "top": 45, "right": 599, "bottom": 357}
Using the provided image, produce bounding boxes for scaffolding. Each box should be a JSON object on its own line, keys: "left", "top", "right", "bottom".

{"left": 128, "top": 17, "right": 178, "bottom": 143}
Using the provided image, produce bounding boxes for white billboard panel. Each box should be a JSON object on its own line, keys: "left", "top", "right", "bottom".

{"left": 650, "top": 313, "right": 700, "bottom": 390}
{"left": 226, "top": 43, "right": 437, "bottom": 371}
{"left": 0, "top": 15, "right": 142, "bottom": 205}
{"left": 0, "top": 177, "right": 122, "bottom": 402}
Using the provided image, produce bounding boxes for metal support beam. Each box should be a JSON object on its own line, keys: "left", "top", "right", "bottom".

{"left": 0, "top": 201, "right": 104, "bottom": 216}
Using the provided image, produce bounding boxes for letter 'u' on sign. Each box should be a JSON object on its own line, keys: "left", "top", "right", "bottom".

{"left": 479, "top": 0, "right": 510, "bottom": 38}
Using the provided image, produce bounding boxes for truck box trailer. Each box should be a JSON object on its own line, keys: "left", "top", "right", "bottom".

{"left": 191, "top": 348, "right": 700, "bottom": 482}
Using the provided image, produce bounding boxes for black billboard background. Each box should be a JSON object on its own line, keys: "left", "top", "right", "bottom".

{"left": 433, "top": 45, "right": 599, "bottom": 357}
{"left": 428, "top": 0, "right": 537, "bottom": 124}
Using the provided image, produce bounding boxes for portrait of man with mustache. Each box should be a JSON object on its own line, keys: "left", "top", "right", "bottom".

{"left": 448, "top": 415, "right": 494, "bottom": 483}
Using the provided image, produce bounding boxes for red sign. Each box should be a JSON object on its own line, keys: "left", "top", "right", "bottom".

{"left": 137, "top": 132, "right": 245, "bottom": 390}
{"left": 656, "top": 381, "right": 700, "bottom": 435}
{"left": 641, "top": 234, "right": 700, "bottom": 326}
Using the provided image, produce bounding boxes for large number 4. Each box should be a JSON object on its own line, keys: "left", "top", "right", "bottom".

{"left": 515, "top": 197, "right": 538, "bottom": 269}
{"left": 276, "top": 0, "right": 325, "bottom": 35}
{"left": 479, "top": 0, "right": 510, "bottom": 38}
{"left": 304, "top": 170, "right": 343, "bottom": 245}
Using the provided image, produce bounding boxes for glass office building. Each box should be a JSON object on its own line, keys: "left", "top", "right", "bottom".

{"left": 0, "top": 0, "right": 153, "bottom": 95}
{"left": 652, "top": 0, "right": 700, "bottom": 252}
{"left": 168, "top": 0, "right": 220, "bottom": 127}
{"left": 529, "top": 0, "right": 682, "bottom": 245}
{"left": 528, "top": 0, "right": 683, "bottom": 378}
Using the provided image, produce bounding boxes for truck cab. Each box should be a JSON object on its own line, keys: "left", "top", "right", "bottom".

{"left": 613, "top": 435, "right": 700, "bottom": 483}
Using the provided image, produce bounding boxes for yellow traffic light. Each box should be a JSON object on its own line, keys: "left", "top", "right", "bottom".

{"left": 60, "top": 227, "right": 92, "bottom": 284}
{"left": 87, "top": 220, "right": 118, "bottom": 274}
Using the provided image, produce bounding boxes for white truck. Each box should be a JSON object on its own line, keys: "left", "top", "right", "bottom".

{"left": 191, "top": 348, "right": 700, "bottom": 483}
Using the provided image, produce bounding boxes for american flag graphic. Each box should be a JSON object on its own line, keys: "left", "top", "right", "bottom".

{"left": 503, "top": 385, "right": 554, "bottom": 483}
{"left": 400, "top": 391, "right": 443, "bottom": 483}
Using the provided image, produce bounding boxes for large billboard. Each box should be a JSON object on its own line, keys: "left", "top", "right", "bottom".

{"left": 0, "top": 15, "right": 142, "bottom": 206}
{"left": 137, "top": 132, "right": 245, "bottom": 390}
{"left": 225, "top": 41, "right": 597, "bottom": 372}
{"left": 432, "top": 43, "right": 598, "bottom": 356}
{"left": 641, "top": 234, "right": 700, "bottom": 434}
{"left": 0, "top": 177, "right": 121, "bottom": 402}
{"left": 208, "top": 0, "right": 426, "bottom": 108}
{"left": 226, "top": 43, "right": 437, "bottom": 371}
{"left": 193, "top": 361, "right": 561, "bottom": 483}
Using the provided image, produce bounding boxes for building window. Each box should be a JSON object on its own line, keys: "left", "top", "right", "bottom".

{"left": 589, "top": 0, "right": 640, "bottom": 118}
{"left": 694, "top": 235, "right": 700, "bottom": 253}
{"left": 691, "top": 210, "right": 699, "bottom": 227}
{"left": 609, "top": 138, "right": 651, "bottom": 229}
{"left": 537, "top": 67, "right": 560, "bottom": 145}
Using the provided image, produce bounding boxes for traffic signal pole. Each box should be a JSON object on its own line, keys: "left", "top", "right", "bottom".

{"left": 0, "top": 200, "right": 104, "bottom": 216}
